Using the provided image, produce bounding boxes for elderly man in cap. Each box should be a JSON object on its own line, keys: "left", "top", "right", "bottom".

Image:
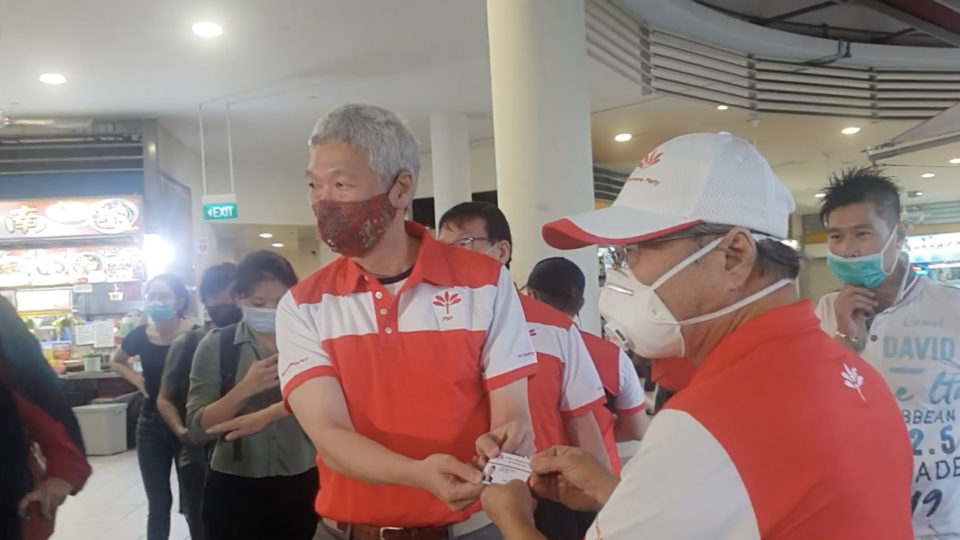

{"left": 480, "top": 132, "right": 913, "bottom": 540}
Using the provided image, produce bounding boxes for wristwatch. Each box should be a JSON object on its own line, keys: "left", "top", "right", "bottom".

{"left": 835, "top": 330, "right": 861, "bottom": 345}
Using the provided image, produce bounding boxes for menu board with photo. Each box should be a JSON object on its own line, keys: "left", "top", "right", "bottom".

{"left": 0, "top": 196, "right": 141, "bottom": 241}
{"left": 0, "top": 246, "right": 145, "bottom": 288}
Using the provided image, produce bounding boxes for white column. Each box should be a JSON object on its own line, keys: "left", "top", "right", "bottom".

{"left": 487, "top": 0, "right": 600, "bottom": 332}
{"left": 430, "top": 112, "right": 473, "bottom": 228}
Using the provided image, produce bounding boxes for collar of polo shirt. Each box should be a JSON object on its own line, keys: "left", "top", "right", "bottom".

{"left": 334, "top": 222, "right": 457, "bottom": 295}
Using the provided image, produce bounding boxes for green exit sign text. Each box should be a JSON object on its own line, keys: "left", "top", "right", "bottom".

{"left": 203, "top": 203, "right": 238, "bottom": 221}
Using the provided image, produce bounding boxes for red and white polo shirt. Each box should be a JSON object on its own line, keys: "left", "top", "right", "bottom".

{"left": 588, "top": 302, "right": 913, "bottom": 540}
{"left": 276, "top": 222, "right": 537, "bottom": 527}
{"left": 579, "top": 331, "right": 645, "bottom": 475}
{"left": 518, "top": 294, "right": 605, "bottom": 452}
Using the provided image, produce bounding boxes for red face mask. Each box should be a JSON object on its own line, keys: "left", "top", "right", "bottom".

{"left": 312, "top": 189, "right": 397, "bottom": 258}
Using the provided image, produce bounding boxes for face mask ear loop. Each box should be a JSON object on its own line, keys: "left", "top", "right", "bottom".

{"left": 648, "top": 237, "right": 725, "bottom": 290}
{"left": 880, "top": 227, "right": 901, "bottom": 275}
{"left": 680, "top": 278, "right": 793, "bottom": 326}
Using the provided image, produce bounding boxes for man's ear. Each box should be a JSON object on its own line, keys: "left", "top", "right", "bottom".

{"left": 497, "top": 240, "right": 512, "bottom": 266}
{"left": 391, "top": 172, "right": 415, "bottom": 208}
{"left": 717, "top": 227, "right": 756, "bottom": 288}
{"left": 896, "top": 221, "right": 908, "bottom": 246}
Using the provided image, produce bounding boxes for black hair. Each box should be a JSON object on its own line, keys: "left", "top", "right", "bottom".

{"left": 526, "top": 257, "right": 586, "bottom": 316}
{"left": 663, "top": 223, "right": 801, "bottom": 281}
{"left": 199, "top": 262, "right": 238, "bottom": 303}
{"left": 819, "top": 166, "right": 902, "bottom": 226}
{"left": 438, "top": 201, "right": 513, "bottom": 267}
{"left": 146, "top": 273, "right": 190, "bottom": 318}
{"left": 232, "top": 250, "right": 298, "bottom": 297}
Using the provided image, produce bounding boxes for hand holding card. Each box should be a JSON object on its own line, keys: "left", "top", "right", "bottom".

{"left": 415, "top": 454, "right": 485, "bottom": 511}
{"left": 482, "top": 453, "right": 532, "bottom": 485}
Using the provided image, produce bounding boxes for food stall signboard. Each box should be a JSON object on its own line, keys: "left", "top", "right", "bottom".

{"left": 0, "top": 197, "right": 141, "bottom": 241}
{"left": 0, "top": 245, "right": 144, "bottom": 288}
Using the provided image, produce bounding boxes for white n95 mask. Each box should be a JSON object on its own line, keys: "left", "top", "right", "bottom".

{"left": 599, "top": 237, "right": 792, "bottom": 358}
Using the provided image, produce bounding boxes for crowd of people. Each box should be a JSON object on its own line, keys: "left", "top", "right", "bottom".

{"left": 2, "top": 102, "right": 957, "bottom": 540}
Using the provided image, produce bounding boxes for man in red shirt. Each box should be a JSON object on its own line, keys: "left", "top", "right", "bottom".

{"left": 523, "top": 257, "right": 647, "bottom": 476}
{"left": 437, "top": 202, "right": 608, "bottom": 540}
{"left": 278, "top": 104, "right": 537, "bottom": 539}
{"left": 481, "top": 132, "right": 913, "bottom": 539}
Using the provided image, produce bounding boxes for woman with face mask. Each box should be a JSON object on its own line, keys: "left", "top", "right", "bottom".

{"left": 110, "top": 273, "right": 195, "bottom": 540}
{"left": 185, "top": 250, "right": 317, "bottom": 540}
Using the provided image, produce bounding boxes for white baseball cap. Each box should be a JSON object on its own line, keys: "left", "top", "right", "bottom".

{"left": 542, "top": 132, "right": 796, "bottom": 249}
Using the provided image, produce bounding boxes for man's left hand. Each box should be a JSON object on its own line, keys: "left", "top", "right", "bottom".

{"left": 208, "top": 409, "right": 271, "bottom": 441}
{"left": 18, "top": 477, "right": 72, "bottom": 520}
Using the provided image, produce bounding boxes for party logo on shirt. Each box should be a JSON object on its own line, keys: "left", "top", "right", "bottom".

{"left": 842, "top": 363, "right": 866, "bottom": 402}
{"left": 433, "top": 290, "right": 462, "bottom": 322}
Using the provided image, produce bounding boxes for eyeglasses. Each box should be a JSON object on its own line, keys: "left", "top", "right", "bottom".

{"left": 451, "top": 236, "right": 494, "bottom": 249}
{"left": 609, "top": 233, "right": 720, "bottom": 270}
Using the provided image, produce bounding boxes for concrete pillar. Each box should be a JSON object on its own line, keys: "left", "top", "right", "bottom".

{"left": 486, "top": 0, "right": 600, "bottom": 332}
{"left": 430, "top": 112, "right": 473, "bottom": 228}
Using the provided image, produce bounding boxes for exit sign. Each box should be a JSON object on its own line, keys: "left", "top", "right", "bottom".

{"left": 203, "top": 202, "right": 238, "bottom": 221}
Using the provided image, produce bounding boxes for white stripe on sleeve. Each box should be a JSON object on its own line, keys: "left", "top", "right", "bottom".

{"left": 586, "top": 409, "right": 759, "bottom": 540}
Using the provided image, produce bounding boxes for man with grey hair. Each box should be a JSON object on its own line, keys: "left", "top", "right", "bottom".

{"left": 276, "top": 104, "right": 537, "bottom": 539}
{"left": 478, "top": 133, "right": 912, "bottom": 540}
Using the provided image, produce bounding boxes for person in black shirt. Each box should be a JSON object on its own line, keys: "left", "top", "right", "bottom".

{"left": 157, "top": 262, "right": 239, "bottom": 540}
{"left": 110, "top": 273, "right": 195, "bottom": 540}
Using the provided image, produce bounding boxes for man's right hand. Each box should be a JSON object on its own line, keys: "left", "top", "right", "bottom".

{"left": 529, "top": 446, "right": 619, "bottom": 512}
{"left": 833, "top": 285, "right": 877, "bottom": 342}
{"left": 237, "top": 354, "right": 279, "bottom": 396}
{"left": 414, "top": 454, "right": 484, "bottom": 511}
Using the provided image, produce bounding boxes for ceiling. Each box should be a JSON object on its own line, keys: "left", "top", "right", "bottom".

{"left": 591, "top": 95, "right": 960, "bottom": 214}
{"left": 691, "top": 0, "right": 960, "bottom": 47}
{"left": 1, "top": 0, "right": 958, "bottom": 233}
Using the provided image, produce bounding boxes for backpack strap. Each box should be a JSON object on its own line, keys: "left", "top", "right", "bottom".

{"left": 216, "top": 323, "right": 244, "bottom": 461}
{"left": 174, "top": 330, "right": 204, "bottom": 421}
{"left": 218, "top": 323, "right": 242, "bottom": 396}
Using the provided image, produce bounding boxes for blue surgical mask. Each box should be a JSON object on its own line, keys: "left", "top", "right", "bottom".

{"left": 243, "top": 306, "right": 277, "bottom": 334}
{"left": 827, "top": 229, "right": 899, "bottom": 289}
{"left": 145, "top": 301, "right": 175, "bottom": 322}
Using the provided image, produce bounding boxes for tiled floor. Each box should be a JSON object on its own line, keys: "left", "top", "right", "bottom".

{"left": 52, "top": 450, "right": 191, "bottom": 540}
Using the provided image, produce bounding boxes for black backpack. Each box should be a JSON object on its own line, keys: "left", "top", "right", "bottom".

{"left": 172, "top": 328, "right": 205, "bottom": 421}
{"left": 216, "top": 323, "right": 244, "bottom": 461}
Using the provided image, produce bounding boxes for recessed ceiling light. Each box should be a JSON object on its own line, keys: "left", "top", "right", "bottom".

{"left": 950, "top": 158, "right": 960, "bottom": 164}
{"left": 271, "top": 242, "right": 284, "bottom": 248}
{"left": 192, "top": 22, "right": 223, "bottom": 38}
{"left": 258, "top": 232, "right": 273, "bottom": 239}
{"left": 39, "top": 73, "right": 67, "bottom": 85}
{"left": 614, "top": 133, "right": 632, "bottom": 142}
{"left": 841, "top": 126, "right": 860, "bottom": 135}
{"left": 716, "top": 104, "right": 729, "bottom": 111}
{"left": 814, "top": 192, "right": 827, "bottom": 199}
{"left": 922, "top": 172, "right": 936, "bottom": 178}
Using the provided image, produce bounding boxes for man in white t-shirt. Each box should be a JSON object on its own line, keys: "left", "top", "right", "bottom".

{"left": 814, "top": 166, "right": 960, "bottom": 538}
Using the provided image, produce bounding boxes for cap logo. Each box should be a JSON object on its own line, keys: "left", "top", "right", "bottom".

{"left": 627, "top": 176, "right": 661, "bottom": 186}
{"left": 627, "top": 150, "right": 663, "bottom": 185}
{"left": 636, "top": 150, "right": 662, "bottom": 170}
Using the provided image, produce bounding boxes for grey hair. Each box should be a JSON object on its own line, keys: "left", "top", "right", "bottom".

{"left": 309, "top": 104, "right": 421, "bottom": 190}
{"left": 663, "top": 223, "right": 801, "bottom": 280}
